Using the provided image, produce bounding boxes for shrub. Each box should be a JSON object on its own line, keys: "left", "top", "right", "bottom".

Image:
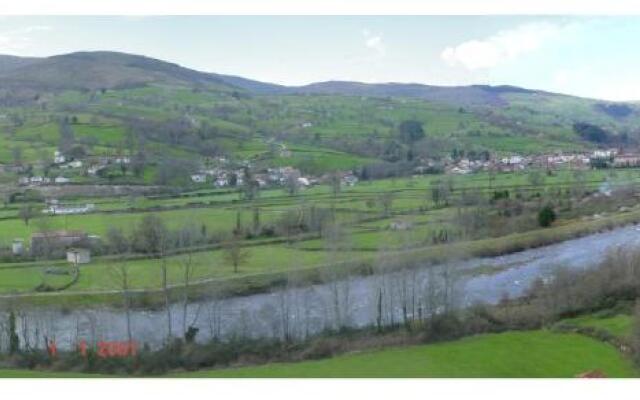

{"left": 537, "top": 205, "right": 556, "bottom": 227}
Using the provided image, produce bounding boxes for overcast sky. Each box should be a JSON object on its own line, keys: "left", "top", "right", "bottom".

{"left": 0, "top": 16, "right": 638, "bottom": 101}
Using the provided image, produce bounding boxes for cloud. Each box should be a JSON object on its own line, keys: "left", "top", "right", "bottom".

{"left": 593, "top": 81, "right": 640, "bottom": 102}
{"left": 362, "top": 29, "right": 386, "bottom": 56}
{"left": 0, "top": 25, "right": 51, "bottom": 54}
{"left": 441, "top": 22, "right": 566, "bottom": 70}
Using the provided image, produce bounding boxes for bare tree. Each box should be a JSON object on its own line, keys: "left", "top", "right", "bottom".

{"left": 18, "top": 204, "right": 36, "bottom": 226}
{"left": 180, "top": 245, "right": 197, "bottom": 337}
{"left": 329, "top": 172, "right": 341, "bottom": 197}
{"left": 378, "top": 192, "right": 395, "bottom": 217}
{"left": 223, "top": 234, "right": 250, "bottom": 274}
{"left": 110, "top": 262, "right": 133, "bottom": 344}
{"left": 322, "top": 222, "right": 353, "bottom": 330}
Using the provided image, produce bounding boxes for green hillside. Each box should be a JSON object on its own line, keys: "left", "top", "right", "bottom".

{"left": 1, "top": 51, "right": 639, "bottom": 178}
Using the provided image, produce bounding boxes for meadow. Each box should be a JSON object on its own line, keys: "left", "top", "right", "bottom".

{"left": 3, "top": 166, "right": 640, "bottom": 300}
{"left": 171, "top": 331, "right": 637, "bottom": 378}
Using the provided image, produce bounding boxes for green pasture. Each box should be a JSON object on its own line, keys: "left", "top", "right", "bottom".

{"left": 172, "top": 331, "right": 637, "bottom": 378}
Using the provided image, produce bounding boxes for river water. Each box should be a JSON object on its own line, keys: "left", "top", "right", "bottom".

{"left": 5, "top": 224, "right": 640, "bottom": 350}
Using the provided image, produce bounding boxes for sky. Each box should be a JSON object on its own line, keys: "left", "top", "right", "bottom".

{"left": 0, "top": 16, "right": 639, "bottom": 101}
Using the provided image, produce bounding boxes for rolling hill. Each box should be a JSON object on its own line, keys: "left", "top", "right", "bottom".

{"left": 0, "top": 51, "right": 587, "bottom": 106}
{"left": 0, "top": 51, "right": 238, "bottom": 91}
{"left": 1, "top": 50, "right": 640, "bottom": 174}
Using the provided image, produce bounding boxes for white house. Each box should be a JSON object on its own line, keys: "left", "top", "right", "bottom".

{"left": 297, "top": 177, "right": 311, "bottom": 187}
{"left": 12, "top": 239, "right": 24, "bottom": 256}
{"left": 54, "top": 151, "right": 66, "bottom": 164}
{"left": 87, "top": 165, "right": 104, "bottom": 176}
{"left": 342, "top": 174, "right": 359, "bottom": 187}
{"left": 54, "top": 176, "right": 71, "bottom": 184}
{"left": 501, "top": 155, "right": 524, "bottom": 165}
{"left": 29, "top": 176, "right": 49, "bottom": 184}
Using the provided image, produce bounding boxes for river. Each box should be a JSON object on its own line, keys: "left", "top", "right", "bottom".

{"left": 4, "top": 223, "right": 640, "bottom": 350}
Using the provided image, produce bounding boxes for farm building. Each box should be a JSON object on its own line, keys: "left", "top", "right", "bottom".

{"left": 67, "top": 248, "right": 91, "bottom": 265}
{"left": 613, "top": 154, "right": 640, "bottom": 168}
{"left": 31, "top": 230, "right": 89, "bottom": 257}
{"left": 12, "top": 239, "right": 24, "bottom": 256}
{"left": 43, "top": 203, "right": 95, "bottom": 215}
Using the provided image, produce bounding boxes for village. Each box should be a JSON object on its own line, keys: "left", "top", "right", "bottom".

{"left": 6, "top": 146, "right": 640, "bottom": 193}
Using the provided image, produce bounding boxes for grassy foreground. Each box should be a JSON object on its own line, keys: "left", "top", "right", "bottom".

{"left": 171, "top": 331, "right": 638, "bottom": 378}
{"left": 0, "top": 330, "right": 635, "bottom": 378}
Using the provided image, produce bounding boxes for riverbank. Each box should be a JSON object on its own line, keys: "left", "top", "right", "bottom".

{"left": 4, "top": 206, "right": 640, "bottom": 309}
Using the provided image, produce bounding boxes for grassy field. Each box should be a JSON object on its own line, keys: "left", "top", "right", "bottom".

{"left": 0, "top": 330, "right": 634, "bottom": 378}
{"left": 562, "top": 313, "right": 633, "bottom": 339}
{"left": 171, "top": 331, "right": 638, "bottom": 378}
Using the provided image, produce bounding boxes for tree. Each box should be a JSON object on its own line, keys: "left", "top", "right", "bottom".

{"left": 18, "top": 204, "right": 36, "bottom": 226}
{"left": 174, "top": 223, "right": 201, "bottom": 338}
{"left": 398, "top": 120, "right": 425, "bottom": 143}
{"left": 7, "top": 310, "right": 19, "bottom": 354}
{"left": 538, "top": 205, "right": 556, "bottom": 227}
{"left": 131, "top": 151, "right": 147, "bottom": 178}
{"left": 11, "top": 146, "right": 23, "bottom": 166}
{"left": 284, "top": 171, "right": 301, "bottom": 196}
{"left": 329, "top": 172, "right": 341, "bottom": 197}
{"left": 241, "top": 166, "right": 260, "bottom": 200}
{"left": 378, "top": 192, "right": 395, "bottom": 217}
{"left": 252, "top": 207, "right": 261, "bottom": 236}
{"left": 110, "top": 262, "right": 133, "bottom": 344}
{"left": 133, "top": 214, "right": 168, "bottom": 254}
{"left": 528, "top": 170, "right": 545, "bottom": 187}
{"left": 106, "top": 226, "right": 129, "bottom": 254}
{"left": 155, "top": 157, "right": 197, "bottom": 186}
{"left": 431, "top": 178, "right": 453, "bottom": 207}
{"left": 223, "top": 234, "right": 250, "bottom": 274}
{"left": 131, "top": 215, "right": 171, "bottom": 339}
{"left": 58, "top": 120, "right": 75, "bottom": 154}
{"left": 322, "top": 222, "right": 353, "bottom": 330}
{"left": 67, "top": 145, "right": 86, "bottom": 160}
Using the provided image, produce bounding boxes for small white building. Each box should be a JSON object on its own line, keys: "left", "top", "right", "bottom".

{"left": 342, "top": 174, "right": 359, "bottom": 187}
{"left": 54, "top": 151, "right": 66, "bottom": 164}
{"left": 67, "top": 248, "right": 91, "bottom": 265}
{"left": 297, "top": 177, "right": 311, "bottom": 187}
{"left": 214, "top": 177, "right": 228, "bottom": 188}
{"left": 12, "top": 239, "right": 24, "bottom": 256}
{"left": 54, "top": 176, "right": 71, "bottom": 184}
{"left": 87, "top": 165, "right": 105, "bottom": 176}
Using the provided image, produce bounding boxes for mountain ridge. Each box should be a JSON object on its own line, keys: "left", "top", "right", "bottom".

{"left": 0, "top": 51, "right": 628, "bottom": 106}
